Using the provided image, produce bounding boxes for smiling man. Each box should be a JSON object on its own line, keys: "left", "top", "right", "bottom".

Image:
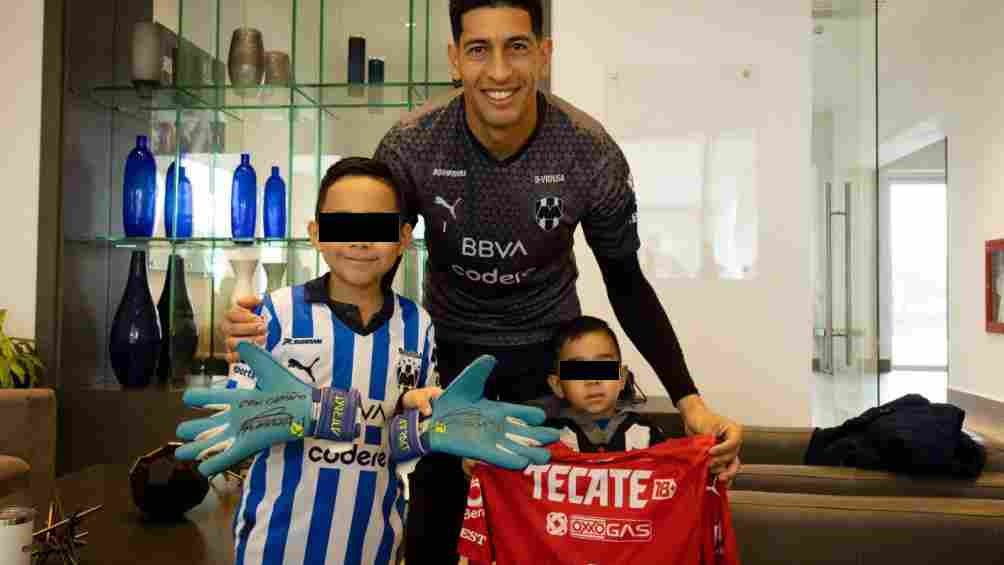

{"left": 221, "top": 1, "right": 742, "bottom": 562}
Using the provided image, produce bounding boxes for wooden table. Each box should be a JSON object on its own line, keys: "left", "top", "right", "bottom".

{"left": 48, "top": 464, "right": 241, "bottom": 564}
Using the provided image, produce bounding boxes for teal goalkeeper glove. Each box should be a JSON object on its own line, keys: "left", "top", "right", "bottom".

{"left": 389, "top": 355, "right": 560, "bottom": 471}
{"left": 175, "top": 342, "right": 361, "bottom": 477}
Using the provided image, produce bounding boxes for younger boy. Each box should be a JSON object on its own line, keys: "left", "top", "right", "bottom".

{"left": 217, "top": 157, "right": 440, "bottom": 565}
{"left": 544, "top": 315, "right": 668, "bottom": 452}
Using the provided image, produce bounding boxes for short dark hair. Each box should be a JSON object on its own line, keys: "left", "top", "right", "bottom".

{"left": 450, "top": 0, "right": 544, "bottom": 42}
{"left": 552, "top": 316, "right": 622, "bottom": 367}
{"left": 315, "top": 157, "right": 403, "bottom": 218}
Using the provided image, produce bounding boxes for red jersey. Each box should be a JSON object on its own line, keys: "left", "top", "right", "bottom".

{"left": 458, "top": 435, "right": 740, "bottom": 565}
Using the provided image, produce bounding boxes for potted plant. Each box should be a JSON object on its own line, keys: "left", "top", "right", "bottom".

{"left": 0, "top": 309, "right": 42, "bottom": 388}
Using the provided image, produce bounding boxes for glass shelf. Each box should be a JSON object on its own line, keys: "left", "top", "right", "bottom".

{"left": 296, "top": 82, "right": 456, "bottom": 107}
{"left": 66, "top": 236, "right": 315, "bottom": 250}
{"left": 90, "top": 82, "right": 456, "bottom": 113}
{"left": 62, "top": 0, "right": 452, "bottom": 391}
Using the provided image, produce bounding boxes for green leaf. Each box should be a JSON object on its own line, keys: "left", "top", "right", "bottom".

{"left": 0, "top": 339, "right": 13, "bottom": 360}
{"left": 10, "top": 361, "right": 24, "bottom": 378}
{"left": 0, "top": 309, "right": 7, "bottom": 329}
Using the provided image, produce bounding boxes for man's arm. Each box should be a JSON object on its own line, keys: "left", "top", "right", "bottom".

{"left": 597, "top": 252, "right": 742, "bottom": 482}
{"left": 596, "top": 253, "right": 697, "bottom": 403}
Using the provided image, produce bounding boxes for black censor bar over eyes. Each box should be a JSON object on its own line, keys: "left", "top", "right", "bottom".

{"left": 559, "top": 360, "right": 620, "bottom": 381}
{"left": 318, "top": 212, "right": 400, "bottom": 243}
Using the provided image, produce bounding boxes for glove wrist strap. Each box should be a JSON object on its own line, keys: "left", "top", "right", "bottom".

{"left": 388, "top": 409, "right": 429, "bottom": 463}
{"left": 311, "top": 387, "right": 361, "bottom": 442}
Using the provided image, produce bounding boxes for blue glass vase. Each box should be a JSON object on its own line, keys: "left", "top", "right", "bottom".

{"left": 231, "top": 153, "right": 257, "bottom": 239}
{"left": 109, "top": 250, "right": 161, "bottom": 388}
{"left": 165, "top": 164, "right": 193, "bottom": 238}
{"left": 123, "top": 135, "right": 157, "bottom": 237}
{"left": 263, "top": 166, "right": 286, "bottom": 239}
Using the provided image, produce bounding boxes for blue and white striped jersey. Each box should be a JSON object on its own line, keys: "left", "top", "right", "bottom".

{"left": 227, "top": 276, "right": 437, "bottom": 565}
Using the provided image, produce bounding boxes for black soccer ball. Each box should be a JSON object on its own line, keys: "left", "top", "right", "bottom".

{"left": 129, "top": 442, "right": 210, "bottom": 521}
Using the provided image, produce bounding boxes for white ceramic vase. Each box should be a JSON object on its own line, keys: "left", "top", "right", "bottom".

{"left": 229, "top": 258, "right": 260, "bottom": 307}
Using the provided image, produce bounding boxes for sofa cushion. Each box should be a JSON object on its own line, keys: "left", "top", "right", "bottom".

{"left": 734, "top": 464, "right": 1004, "bottom": 499}
{"left": 0, "top": 455, "right": 30, "bottom": 499}
{"left": 730, "top": 490, "right": 1004, "bottom": 564}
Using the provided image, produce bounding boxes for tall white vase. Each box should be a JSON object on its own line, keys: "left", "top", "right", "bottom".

{"left": 229, "top": 258, "right": 260, "bottom": 307}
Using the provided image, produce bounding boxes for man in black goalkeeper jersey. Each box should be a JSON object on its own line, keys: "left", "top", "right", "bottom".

{"left": 221, "top": 1, "right": 742, "bottom": 562}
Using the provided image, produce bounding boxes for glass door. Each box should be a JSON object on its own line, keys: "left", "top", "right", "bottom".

{"left": 810, "top": 0, "right": 880, "bottom": 427}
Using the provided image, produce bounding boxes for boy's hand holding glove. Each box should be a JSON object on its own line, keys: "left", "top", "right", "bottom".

{"left": 389, "top": 355, "right": 561, "bottom": 479}
{"left": 175, "top": 344, "right": 561, "bottom": 480}
{"left": 175, "top": 342, "right": 362, "bottom": 477}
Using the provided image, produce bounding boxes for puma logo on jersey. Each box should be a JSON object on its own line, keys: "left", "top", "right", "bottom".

{"left": 434, "top": 196, "right": 463, "bottom": 220}
{"left": 288, "top": 357, "right": 320, "bottom": 382}
{"left": 525, "top": 464, "right": 656, "bottom": 509}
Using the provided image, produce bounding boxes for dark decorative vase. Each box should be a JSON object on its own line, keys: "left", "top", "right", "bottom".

{"left": 368, "top": 57, "right": 385, "bottom": 83}
{"left": 109, "top": 251, "right": 161, "bottom": 388}
{"left": 368, "top": 57, "right": 386, "bottom": 110}
{"left": 165, "top": 164, "right": 194, "bottom": 238}
{"left": 263, "top": 166, "right": 286, "bottom": 239}
{"left": 348, "top": 36, "right": 366, "bottom": 83}
{"left": 157, "top": 255, "right": 198, "bottom": 385}
{"left": 264, "top": 51, "right": 291, "bottom": 86}
{"left": 129, "top": 443, "right": 209, "bottom": 521}
{"left": 348, "top": 36, "right": 366, "bottom": 97}
{"left": 123, "top": 135, "right": 157, "bottom": 237}
{"left": 231, "top": 153, "right": 257, "bottom": 239}
{"left": 227, "top": 28, "right": 265, "bottom": 88}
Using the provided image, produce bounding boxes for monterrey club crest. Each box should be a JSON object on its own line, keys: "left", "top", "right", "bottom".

{"left": 535, "top": 196, "right": 564, "bottom": 232}
{"left": 396, "top": 349, "right": 422, "bottom": 389}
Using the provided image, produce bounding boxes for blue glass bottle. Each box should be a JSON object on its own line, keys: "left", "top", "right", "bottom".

{"left": 123, "top": 135, "right": 157, "bottom": 237}
{"left": 165, "top": 164, "right": 193, "bottom": 238}
{"left": 263, "top": 166, "right": 286, "bottom": 239}
{"left": 231, "top": 153, "right": 257, "bottom": 239}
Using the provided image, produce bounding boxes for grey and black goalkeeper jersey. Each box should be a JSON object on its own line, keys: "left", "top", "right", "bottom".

{"left": 375, "top": 91, "right": 639, "bottom": 346}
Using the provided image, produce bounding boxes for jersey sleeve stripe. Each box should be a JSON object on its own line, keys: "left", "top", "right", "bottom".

{"left": 235, "top": 450, "right": 270, "bottom": 565}
{"left": 332, "top": 317, "right": 356, "bottom": 391}
{"left": 262, "top": 441, "right": 305, "bottom": 563}
{"left": 263, "top": 293, "right": 282, "bottom": 353}
{"left": 303, "top": 468, "right": 342, "bottom": 564}
{"left": 398, "top": 296, "right": 419, "bottom": 351}
{"left": 291, "top": 285, "right": 313, "bottom": 338}
{"left": 418, "top": 321, "right": 433, "bottom": 388}
{"left": 369, "top": 322, "right": 391, "bottom": 401}
{"left": 343, "top": 470, "right": 379, "bottom": 565}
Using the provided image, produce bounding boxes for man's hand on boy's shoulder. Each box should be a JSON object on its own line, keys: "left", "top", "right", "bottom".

{"left": 402, "top": 386, "right": 444, "bottom": 417}
{"left": 223, "top": 295, "right": 267, "bottom": 363}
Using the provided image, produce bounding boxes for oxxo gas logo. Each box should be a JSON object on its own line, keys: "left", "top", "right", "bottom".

{"left": 546, "top": 512, "right": 568, "bottom": 536}
{"left": 545, "top": 514, "right": 652, "bottom": 543}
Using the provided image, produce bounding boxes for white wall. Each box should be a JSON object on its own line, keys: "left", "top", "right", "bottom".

{"left": 879, "top": 1, "right": 1004, "bottom": 405}
{"left": 0, "top": 3, "right": 44, "bottom": 339}
{"left": 553, "top": 1, "right": 813, "bottom": 426}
